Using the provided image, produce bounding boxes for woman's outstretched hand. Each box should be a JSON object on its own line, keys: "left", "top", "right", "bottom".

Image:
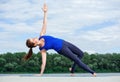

{"left": 42, "top": 3, "right": 48, "bottom": 13}
{"left": 34, "top": 74, "right": 43, "bottom": 77}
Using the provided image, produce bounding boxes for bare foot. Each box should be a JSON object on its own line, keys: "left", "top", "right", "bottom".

{"left": 70, "top": 73, "right": 75, "bottom": 76}
{"left": 92, "top": 73, "right": 97, "bottom": 77}
{"left": 69, "top": 67, "right": 75, "bottom": 76}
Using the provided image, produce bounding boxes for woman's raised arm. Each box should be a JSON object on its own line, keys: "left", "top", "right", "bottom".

{"left": 40, "top": 3, "right": 48, "bottom": 36}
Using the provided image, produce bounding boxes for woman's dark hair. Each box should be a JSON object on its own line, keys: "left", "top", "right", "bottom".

{"left": 23, "top": 39, "right": 36, "bottom": 61}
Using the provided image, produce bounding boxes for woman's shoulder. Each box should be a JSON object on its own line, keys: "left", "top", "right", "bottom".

{"left": 39, "top": 35, "right": 49, "bottom": 40}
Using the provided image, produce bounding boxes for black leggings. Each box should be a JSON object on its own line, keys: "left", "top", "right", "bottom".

{"left": 57, "top": 41, "right": 95, "bottom": 74}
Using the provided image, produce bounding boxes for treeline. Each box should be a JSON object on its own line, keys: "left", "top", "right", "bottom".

{"left": 0, "top": 52, "right": 120, "bottom": 73}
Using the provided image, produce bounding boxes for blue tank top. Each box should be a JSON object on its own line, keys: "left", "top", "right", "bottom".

{"left": 39, "top": 35, "right": 63, "bottom": 51}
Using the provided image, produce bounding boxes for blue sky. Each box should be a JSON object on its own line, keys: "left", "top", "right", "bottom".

{"left": 0, "top": 0, "right": 120, "bottom": 54}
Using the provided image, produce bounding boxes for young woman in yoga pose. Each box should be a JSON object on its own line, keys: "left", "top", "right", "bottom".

{"left": 24, "top": 3, "right": 96, "bottom": 77}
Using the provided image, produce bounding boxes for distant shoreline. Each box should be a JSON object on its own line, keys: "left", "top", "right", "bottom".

{"left": 0, "top": 73, "right": 120, "bottom": 77}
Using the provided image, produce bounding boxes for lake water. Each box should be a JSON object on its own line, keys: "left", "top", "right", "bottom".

{"left": 0, "top": 73, "right": 120, "bottom": 77}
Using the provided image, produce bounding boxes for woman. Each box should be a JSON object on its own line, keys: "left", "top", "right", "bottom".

{"left": 24, "top": 3, "right": 96, "bottom": 77}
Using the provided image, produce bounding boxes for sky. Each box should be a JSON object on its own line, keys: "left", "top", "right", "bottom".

{"left": 0, "top": 0, "right": 120, "bottom": 54}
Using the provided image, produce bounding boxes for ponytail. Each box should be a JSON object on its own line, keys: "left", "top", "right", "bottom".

{"left": 23, "top": 48, "right": 33, "bottom": 61}
{"left": 23, "top": 38, "right": 36, "bottom": 61}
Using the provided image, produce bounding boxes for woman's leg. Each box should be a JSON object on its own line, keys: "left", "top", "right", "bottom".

{"left": 58, "top": 43, "right": 95, "bottom": 74}
{"left": 64, "top": 41, "right": 84, "bottom": 73}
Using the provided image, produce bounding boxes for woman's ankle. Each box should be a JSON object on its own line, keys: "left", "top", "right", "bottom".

{"left": 92, "top": 73, "right": 97, "bottom": 77}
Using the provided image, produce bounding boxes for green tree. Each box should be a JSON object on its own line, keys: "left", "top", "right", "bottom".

{"left": 4, "top": 63, "right": 14, "bottom": 72}
{"left": 0, "top": 58, "right": 6, "bottom": 72}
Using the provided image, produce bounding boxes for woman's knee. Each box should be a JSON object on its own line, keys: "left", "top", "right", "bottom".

{"left": 77, "top": 51, "right": 84, "bottom": 59}
{"left": 72, "top": 57, "right": 81, "bottom": 64}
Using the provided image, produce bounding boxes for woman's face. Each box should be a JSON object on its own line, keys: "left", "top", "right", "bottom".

{"left": 30, "top": 38, "right": 39, "bottom": 45}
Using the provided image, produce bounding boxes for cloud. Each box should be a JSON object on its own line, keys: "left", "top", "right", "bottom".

{"left": 0, "top": 0, "right": 42, "bottom": 22}
{"left": 0, "top": 0, "right": 120, "bottom": 53}
{"left": 81, "top": 23, "right": 120, "bottom": 42}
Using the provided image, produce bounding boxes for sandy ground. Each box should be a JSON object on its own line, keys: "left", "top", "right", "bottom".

{"left": 0, "top": 74, "right": 120, "bottom": 82}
